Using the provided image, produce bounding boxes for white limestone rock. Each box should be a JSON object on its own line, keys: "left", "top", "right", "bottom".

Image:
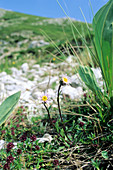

{"left": 11, "top": 67, "right": 22, "bottom": 77}
{"left": 37, "top": 76, "right": 58, "bottom": 90}
{"left": 0, "top": 60, "right": 104, "bottom": 122}
{"left": 29, "top": 40, "right": 49, "bottom": 48}
{"left": 70, "top": 73, "right": 84, "bottom": 88}
{"left": 91, "top": 68, "right": 102, "bottom": 80}
{"left": 21, "top": 63, "right": 29, "bottom": 73}
{"left": 66, "top": 55, "right": 76, "bottom": 63}
{"left": 32, "top": 64, "right": 40, "bottom": 70}
{"left": 62, "top": 86, "right": 84, "bottom": 100}
{"left": 31, "top": 90, "right": 42, "bottom": 100}
{"left": 0, "top": 140, "right": 6, "bottom": 150}
{"left": 0, "top": 72, "right": 7, "bottom": 77}
{"left": 37, "top": 134, "right": 53, "bottom": 143}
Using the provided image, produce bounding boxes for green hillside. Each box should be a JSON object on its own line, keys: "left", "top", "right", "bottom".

{"left": 0, "top": 8, "right": 93, "bottom": 72}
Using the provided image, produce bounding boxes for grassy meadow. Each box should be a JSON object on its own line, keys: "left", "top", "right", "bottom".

{"left": 0, "top": 8, "right": 93, "bottom": 72}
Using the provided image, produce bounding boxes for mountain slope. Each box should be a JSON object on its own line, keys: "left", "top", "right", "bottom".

{"left": 0, "top": 8, "right": 93, "bottom": 72}
{"left": 0, "top": 8, "right": 91, "bottom": 41}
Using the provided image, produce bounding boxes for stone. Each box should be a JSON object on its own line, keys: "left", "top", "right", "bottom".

{"left": 0, "top": 82, "right": 5, "bottom": 91}
{"left": 20, "top": 91, "right": 31, "bottom": 101}
{"left": 38, "top": 40, "right": 49, "bottom": 47}
{"left": 29, "top": 40, "right": 49, "bottom": 48}
{"left": 31, "top": 90, "right": 42, "bottom": 100}
{"left": 11, "top": 67, "right": 22, "bottom": 77}
{"left": 0, "top": 140, "right": 6, "bottom": 150}
{"left": 66, "top": 55, "right": 76, "bottom": 63}
{"left": 70, "top": 73, "right": 83, "bottom": 87}
{"left": 37, "top": 76, "right": 58, "bottom": 90}
{"left": 37, "top": 134, "right": 53, "bottom": 143}
{"left": 21, "top": 63, "right": 29, "bottom": 73}
{"left": 47, "top": 89, "right": 56, "bottom": 99}
{"left": 29, "top": 40, "right": 38, "bottom": 48}
{"left": 0, "top": 72, "right": 7, "bottom": 77}
{"left": 36, "top": 69, "right": 45, "bottom": 77}
{"left": 32, "top": 64, "right": 40, "bottom": 70}
{"left": 0, "top": 74, "right": 17, "bottom": 84}
{"left": 5, "top": 84, "right": 18, "bottom": 91}
{"left": 91, "top": 68, "right": 102, "bottom": 80}
{"left": 62, "top": 85, "right": 84, "bottom": 100}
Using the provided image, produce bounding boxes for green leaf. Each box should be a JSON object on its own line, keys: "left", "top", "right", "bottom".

{"left": 101, "top": 151, "right": 109, "bottom": 159}
{"left": 78, "top": 65, "right": 102, "bottom": 96}
{"left": 93, "top": 0, "right": 113, "bottom": 98}
{"left": 60, "top": 128, "right": 65, "bottom": 137}
{"left": 0, "top": 91, "right": 21, "bottom": 126}
{"left": 91, "top": 159, "right": 100, "bottom": 170}
{"left": 55, "top": 121, "right": 59, "bottom": 132}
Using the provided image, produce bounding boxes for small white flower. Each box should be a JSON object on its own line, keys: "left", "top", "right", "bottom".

{"left": 40, "top": 92, "right": 49, "bottom": 103}
{"left": 61, "top": 74, "right": 70, "bottom": 85}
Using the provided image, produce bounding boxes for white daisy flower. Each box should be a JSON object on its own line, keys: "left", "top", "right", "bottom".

{"left": 60, "top": 74, "right": 71, "bottom": 85}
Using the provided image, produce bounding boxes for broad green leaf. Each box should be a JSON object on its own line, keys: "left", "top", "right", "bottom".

{"left": 78, "top": 65, "right": 102, "bottom": 96}
{"left": 93, "top": 0, "right": 113, "bottom": 97}
{"left": 0, "top": 91, "right": 21, "bottom": 126}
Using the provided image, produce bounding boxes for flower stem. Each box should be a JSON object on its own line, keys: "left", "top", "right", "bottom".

{"left": 57, "top": 84, "right": 72, "bottom": 143}
{"left": 57, "top": 84, "right": 63, "bottom": 122}
{"left": 43, "top": 102, "right": 72, "bottom": 145}
{"left": 43, "top": 102, "right": 52, "bottom": 125}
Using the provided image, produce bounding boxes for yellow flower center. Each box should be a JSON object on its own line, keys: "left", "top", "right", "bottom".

{"left": 42, "top": 95, "right": 48, "bottom": 102}
{"left": 63, "top": 77, "right": 68, "bottom": 83}
{"left": 53, "top": 58, "right": 56, "bottom": 61}
{"left": 12, "top": 61, "right": 15, "bottom": 65}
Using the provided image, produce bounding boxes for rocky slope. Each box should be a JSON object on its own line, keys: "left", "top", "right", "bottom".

{"left": 0, "top": 55, "right": 102, "bottom": 122}
{"left": 0, "top": 8, "right": 94, "bottom": 122}
{"left": 0, "top": 8, "right": 92, "bottom": 71}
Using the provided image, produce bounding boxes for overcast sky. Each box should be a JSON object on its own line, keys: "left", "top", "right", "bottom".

{"left": 0, "top": 0, "right": 109, "bottom": 23}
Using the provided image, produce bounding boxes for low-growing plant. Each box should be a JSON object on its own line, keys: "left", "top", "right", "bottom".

{"left": 39, "top": 72, "right": 112, "bottom": 168}
{"left": 0, "top": 105, "right": 61, "bottom": 169}
{"left": 78, "top": 0, "right": 113, "bottom": 124}
{"left": 0, "top": 91, "right": 20, "bottom": 127}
